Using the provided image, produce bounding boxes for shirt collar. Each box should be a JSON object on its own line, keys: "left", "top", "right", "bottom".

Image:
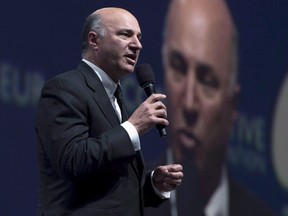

{"left": 82, "top": 59, "right": 119, "bottom": 98}
{"left": 205, "top": 167, "right": 229, "bottom": 216}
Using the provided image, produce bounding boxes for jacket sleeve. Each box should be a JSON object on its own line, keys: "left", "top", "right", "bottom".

{"left": 143, "top": 171, "right": 168, "bottom": 207}
{"left": 35, "top": 75, "right": 136, "bottom": 179}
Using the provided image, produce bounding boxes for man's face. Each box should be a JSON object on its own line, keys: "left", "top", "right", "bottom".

{"left": 163, "top": 10, "right": 238, "bottom": 172}
{"left": 96, "top": 11, "right": 142, "bottom": 80}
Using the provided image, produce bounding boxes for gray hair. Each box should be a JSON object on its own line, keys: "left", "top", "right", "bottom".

{"left": 81, "top": 13, "right": 106, "bottom": 57}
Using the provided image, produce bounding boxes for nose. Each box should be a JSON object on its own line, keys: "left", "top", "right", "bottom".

{"left": 130, "top": 35, "right": 142, "bottom": 50}
{"left": 182, "top": 72, "right": 199, "bottom": 125}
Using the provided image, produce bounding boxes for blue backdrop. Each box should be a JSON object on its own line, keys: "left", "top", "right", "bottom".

{"left": 0, "top": 0, "right": 287, "bottom": 215}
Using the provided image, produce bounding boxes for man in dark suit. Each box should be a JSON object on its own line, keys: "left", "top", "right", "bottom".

{"left": 146, "top": 0, "right": 275, "bottom": 215}
{"left": 35, "top": 7, "right": 183, "bottom": 216}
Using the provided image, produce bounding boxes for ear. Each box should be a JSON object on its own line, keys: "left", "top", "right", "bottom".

{"left": 87, "top": 31, "right": 100, "bottom": 49}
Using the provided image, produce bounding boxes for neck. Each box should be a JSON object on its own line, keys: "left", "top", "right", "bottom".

{"left": 199, "top": 166, "right": 223, "bottom": 204}
{"left": 82, "top": 56, "right": 120, "bottom": 83}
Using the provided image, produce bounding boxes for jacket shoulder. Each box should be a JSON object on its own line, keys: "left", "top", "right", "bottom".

{"left": 229, "top": 178, "right": 276, "bottom": 216}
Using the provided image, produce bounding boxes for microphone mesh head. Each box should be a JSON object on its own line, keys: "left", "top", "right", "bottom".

{"left": 135, "top": 64, "right": 155, "bottom": 87}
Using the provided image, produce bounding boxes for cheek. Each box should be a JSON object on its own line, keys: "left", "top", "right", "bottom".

{"left": 165, "top": 69, "right": 184, "bottom": 96}
{"left": 199, "top": 107, "right": 231, "bottom": 166}
{"left": 107, "top": 41, "right": 124, "bottom": 57}
{"left": 202, "top": 102, "right": 232, "bottom": 145}
{"left": 165, "top": 76, "right": 183, "bottom": 117}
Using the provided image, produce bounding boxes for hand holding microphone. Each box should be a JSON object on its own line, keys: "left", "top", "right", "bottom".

{"left": 129, "top": 63, "right": 168, "bottom": 137}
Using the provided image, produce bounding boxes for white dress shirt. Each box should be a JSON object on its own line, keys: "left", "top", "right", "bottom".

{"left": 82, "top": 59, "right": 140, "bottom": 151}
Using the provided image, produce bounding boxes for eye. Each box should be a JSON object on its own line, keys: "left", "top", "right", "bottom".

{"left": 121, "top": 31, "right": 130, "bottom": 37}
{"left": 118, "top": 30, "right": 132, "bottom": 38}
{"left": 168, "top": 50, "right": 188, "bottom": 76}
{"left": 196, "top": 64, "right": 219, "bottom": 89}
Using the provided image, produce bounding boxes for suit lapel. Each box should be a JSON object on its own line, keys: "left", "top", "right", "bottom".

{"left": 78, "top": 61, "right": 120, "bottom": 126}
{"left": 78, "top": 61, "right": 144, "bottom": 180}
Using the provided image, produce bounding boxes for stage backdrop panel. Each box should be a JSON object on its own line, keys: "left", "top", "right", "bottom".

{"left": 0, "top": 0, "right": 287, "bottom": 215}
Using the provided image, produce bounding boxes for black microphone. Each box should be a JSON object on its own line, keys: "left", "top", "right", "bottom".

{"left": 135, "top": 63, "right": 167, "bottom": 137}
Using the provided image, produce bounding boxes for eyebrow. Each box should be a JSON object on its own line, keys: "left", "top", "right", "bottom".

{"left": 172, "top": 48, "right": 216, "bottom": 70}
{"left": 120, "top": 28, "right": 142, "bottom": 36}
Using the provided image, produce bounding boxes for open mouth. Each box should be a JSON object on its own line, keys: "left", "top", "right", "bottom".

{"left": 177, "top": 129, "right": 200, "bottom": 148}
{"left": 124, "top": 54, "right": 137, "bottom": 64}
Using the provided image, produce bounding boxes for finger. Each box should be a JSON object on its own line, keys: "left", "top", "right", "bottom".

{"left": 168, "top": 164, "right": 183, "bottom": 172}
{"left": 153, "top": 108, "right": 167, "bottom": 118}
{"left": 159, "top": 181, "right": 177, "bottom": 191}
{"left": 168, "top": 171, "right": 183, "bottom": 180}
{"left": 149, "top": 100, "right": 167, "bottom": 113}
{"left": 163, "top": 178, "right": 182, "bottom": 186}
{"left": 157, "top": 170, "right": 182, "bottom": 181}
{"left": 162, "top": 181, "right": 181, "bottom": 191}
{"left": 163, "top": 183, "right": 177, "bottom": 191}
{"left": 149, "top": 101, "right": 166, "bottom": 111}
{"left": 149, "top": 112, "right": 169, "bottom": 126}
{"left": 147, "top": 94, "right": 166, "bottom": 103}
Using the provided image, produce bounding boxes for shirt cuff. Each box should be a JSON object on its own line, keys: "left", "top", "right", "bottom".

{"left": 151, "top": 170, "right": 171, "bottom": 199}
{"left": 121, "top": 121, "right": 141, "bottom": 151}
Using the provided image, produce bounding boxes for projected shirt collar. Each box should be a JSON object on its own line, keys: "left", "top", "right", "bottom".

{"left": 205, "top": 167, "right": 229, "bottom": 216}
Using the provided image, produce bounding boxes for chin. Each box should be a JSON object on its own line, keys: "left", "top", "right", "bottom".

{"left": 122, "top": 64, "right": 135, "bottom": 73}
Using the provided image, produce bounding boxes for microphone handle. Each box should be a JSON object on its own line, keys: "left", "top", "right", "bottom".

{"left": 143, "top": 84, "right": 167, "bottom": 137}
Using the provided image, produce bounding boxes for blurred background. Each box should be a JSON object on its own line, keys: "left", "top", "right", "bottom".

{"left": 0, "top": 0, "right": 287, "bottom": 215}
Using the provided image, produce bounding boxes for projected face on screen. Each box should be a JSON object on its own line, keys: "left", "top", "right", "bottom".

{"left": 162, "top": 0, "right": 239, "bottom": 173}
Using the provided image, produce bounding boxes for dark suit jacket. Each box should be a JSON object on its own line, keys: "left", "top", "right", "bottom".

{"left": 35, "top": 61, "right": 164, "bottom": 216}
{"left": 228, "top": 178, "right": 275, "bottom": 216}
{"left": 145, "top": 175, "right": 275, "bottom": 216}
